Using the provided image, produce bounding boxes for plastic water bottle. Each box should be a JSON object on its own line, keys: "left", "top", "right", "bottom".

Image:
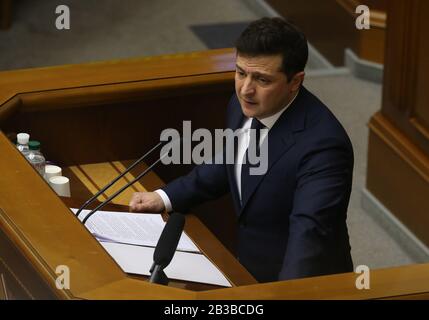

{"left": 16, "top": 133, "right": 30, "bottom": 156}
{"left": 26, "top": 140, "right": 46, "bottom": 177}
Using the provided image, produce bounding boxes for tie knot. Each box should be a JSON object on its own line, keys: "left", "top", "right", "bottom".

{"left": 250, "top": 118, "right": 265, "bottom": 130}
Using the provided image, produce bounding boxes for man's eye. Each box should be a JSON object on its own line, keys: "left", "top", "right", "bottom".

{"left": 236, "top": 71, "right": 245, "bottom": 77}
{"left": 258, "top": 78, "right": 269, "bottom": 84}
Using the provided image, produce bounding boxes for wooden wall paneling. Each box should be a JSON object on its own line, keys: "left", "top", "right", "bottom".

{"left": 368, "top": 114, "right": 429, "bottom": 246}
{"left": 0, "top": 218, "right": 61, "bottom": 299}
{"left": 0, "top": 0, "right": 11, "bottom": 30}
{"left": 357, "top": 23, "right": 385, "bottom": 64}
{"left": 409, "top": 1, "right": 429, "bottom": 146}
{"left": 382, "top": 1, "right": 429, "bottom": 156}
{"left": 382, "top": 0, "right": 414, "bottom": 119}
{"left": 337, "top": 0, "right": 387, "bottom": 64}
{"left": 367, "top": 0, "right": 429, "bottom": 246}
{"left": 361, "top": 0, "right": 387, "bottom": 12}
{"left": 0, "top": 76, "right": 234, "bottom": 167}
{"left": 0, "top": 96, "right": 21, "bottom": 126}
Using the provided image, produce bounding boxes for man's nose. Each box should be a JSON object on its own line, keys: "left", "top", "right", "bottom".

{"left": 241, "top": 78, "right": 255, "bottom": 96}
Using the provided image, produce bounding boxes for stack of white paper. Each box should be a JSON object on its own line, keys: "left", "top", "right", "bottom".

{"left": 70, "top": 208, "right": 231, "bottom": 287}
{"left": 100, "top": 242, "right": 231, "bottom": 287}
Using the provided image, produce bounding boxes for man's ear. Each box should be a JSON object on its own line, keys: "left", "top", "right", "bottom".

{"left": 291, "top": 71, "right": 305, "bottom": 91}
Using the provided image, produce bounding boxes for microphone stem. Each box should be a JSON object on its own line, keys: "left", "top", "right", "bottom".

{"left": 76, "top": 141, "right": 164, "bottom": 217}
{"left": 82, "top": 151, "right": 169, "bottom": 225}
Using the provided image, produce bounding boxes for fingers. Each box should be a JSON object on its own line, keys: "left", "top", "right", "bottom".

{"left": 129, "top": 192, "right": 145, "bottom": 212}
{"left": 130, "top": 202, "right": 147, "bottom": 213}
{"left": 129, "top": 192, "right": 165, "bottom": 213}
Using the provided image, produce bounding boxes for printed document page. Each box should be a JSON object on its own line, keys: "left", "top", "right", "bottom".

{"left": 71, "top": 208, "right": 200, "bottom": 253}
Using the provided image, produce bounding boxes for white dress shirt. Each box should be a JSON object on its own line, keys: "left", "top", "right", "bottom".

{"left": 156, "top": 92, "right": 299, "bottom": 212}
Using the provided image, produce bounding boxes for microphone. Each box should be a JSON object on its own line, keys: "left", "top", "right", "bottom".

{"left": 78, "top": 137, "right": 180, "bottom": 225}
{"left": 149, "top": 212, "right": 185, "bottom": 285}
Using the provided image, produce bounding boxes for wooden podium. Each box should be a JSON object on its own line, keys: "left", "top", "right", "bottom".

{"left": 1, "top": 48, "right": 429, "bottom": 299}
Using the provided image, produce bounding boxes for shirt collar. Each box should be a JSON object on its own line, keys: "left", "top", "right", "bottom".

{"left": 257, "top": 89, "right": 299, "bottom": 129}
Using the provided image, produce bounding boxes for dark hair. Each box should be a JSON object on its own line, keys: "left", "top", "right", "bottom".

{"left": 235, "top": 17, "right": 308, "bottom": 81}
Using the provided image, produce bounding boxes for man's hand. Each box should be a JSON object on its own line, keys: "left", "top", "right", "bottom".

{"left": 129, "top": 192, "right": 165, "bottom": 213}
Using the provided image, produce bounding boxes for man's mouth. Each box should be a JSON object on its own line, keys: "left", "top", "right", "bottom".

{"left": 242, "top": 98, "right": 257, "bottom": 105}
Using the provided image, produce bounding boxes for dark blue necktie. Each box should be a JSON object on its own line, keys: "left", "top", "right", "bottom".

{"left": 241, "top": 118, "right": 265, "bottom": 205}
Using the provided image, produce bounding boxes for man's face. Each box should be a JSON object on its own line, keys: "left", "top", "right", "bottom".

{"left": 235, "top": 54, "right": 303, "bottom": 119}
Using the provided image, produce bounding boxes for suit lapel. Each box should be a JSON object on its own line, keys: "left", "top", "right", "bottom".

{"left": 238, "top": 88, "right": 308, "bottom": 214}
{"left": 239, "top": 126, "right": 295, "bottom": 213}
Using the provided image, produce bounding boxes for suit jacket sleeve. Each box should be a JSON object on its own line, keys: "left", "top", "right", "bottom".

{"left": 161, "top": 159, "right": 229, "bottom": 213}
{"left": 279, "top": 136, "right": 354, "bottom": 280}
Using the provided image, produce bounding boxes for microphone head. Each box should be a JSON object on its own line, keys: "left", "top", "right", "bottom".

{"left": 153, "top": 213, "right": 185, "bottom": 268}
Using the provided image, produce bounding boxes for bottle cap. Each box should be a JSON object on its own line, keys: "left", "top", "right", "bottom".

{"left": 17, "top": 133, "right": 30, "bottom": 145}
{"left": 28, "top": 140, "right": 41, "bottom": 150}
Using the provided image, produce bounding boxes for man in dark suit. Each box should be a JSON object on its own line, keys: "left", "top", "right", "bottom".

{"left": 130, "top": 17, "right": 354, "bottom": 282}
